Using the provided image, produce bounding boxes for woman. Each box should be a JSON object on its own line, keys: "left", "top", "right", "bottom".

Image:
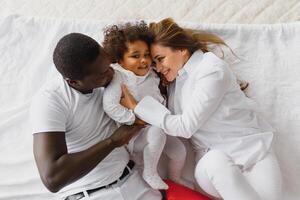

{"left": 120, "top": 18, "right": 282, "bottom": 200}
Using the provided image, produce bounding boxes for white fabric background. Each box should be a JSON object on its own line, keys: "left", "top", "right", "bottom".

{"left": 0, "top": 0, "right": 300, "bottom": 24}
{"left": 0, "top": 1, "right": 299, "bottom": 199}
{"left": 1, "top": 15, "right": 299, "bottom": 200}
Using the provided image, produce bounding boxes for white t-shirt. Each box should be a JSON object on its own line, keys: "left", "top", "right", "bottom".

{"left": 30, "top": 76, "right": 129, "bottom": 196}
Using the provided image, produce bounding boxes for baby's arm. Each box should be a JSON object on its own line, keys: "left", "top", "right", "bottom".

{"left": 103, "top": 71, "right": 136, "bottom": 125}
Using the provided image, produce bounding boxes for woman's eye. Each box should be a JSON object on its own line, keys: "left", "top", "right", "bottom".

{"left": 157, "top": 57, "right": 164, "bottom": 62}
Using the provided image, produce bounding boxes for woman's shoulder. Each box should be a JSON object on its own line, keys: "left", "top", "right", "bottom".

{"left": 202, "top": 52, "right": 228, "bottom": 68}
{"left": 188, "top": 51, "right": 234, "bottom": 84}
{"left": 192, "top": 52, "right": 226, "bottom": 76}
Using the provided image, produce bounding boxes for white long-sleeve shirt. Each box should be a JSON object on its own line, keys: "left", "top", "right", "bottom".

{"left": 134, "top": 50, "right": 274, "bottom": 169}
{"left": 103, "top": 63, "right": 164, "bottom": 125}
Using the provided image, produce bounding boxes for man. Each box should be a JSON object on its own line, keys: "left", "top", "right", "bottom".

{"left": 30, "top": 33, "right": 162, "bottom": 200}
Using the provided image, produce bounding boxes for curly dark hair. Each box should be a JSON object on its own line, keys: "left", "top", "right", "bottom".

{"left": 102, "top": 21, "right": 153, "bottom": 63}
{"left": 53, "top": 33, "right": 101, "bottom": 80}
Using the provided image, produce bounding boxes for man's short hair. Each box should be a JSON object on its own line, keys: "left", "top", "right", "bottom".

{"left": 53, "top": 33, "right": 100, "bottom": 80}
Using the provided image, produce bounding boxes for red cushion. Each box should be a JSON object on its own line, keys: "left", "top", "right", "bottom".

{"left": 164, "top": 179, "right": 212, "bottom": 200}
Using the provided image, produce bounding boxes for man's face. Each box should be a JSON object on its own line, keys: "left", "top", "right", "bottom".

{"left": 70, "top": 53, "right": 114, "bottom": 93}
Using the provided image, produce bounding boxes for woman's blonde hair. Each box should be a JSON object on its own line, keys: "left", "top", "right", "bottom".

{"left": 149, "top": 18, "right": 248, "bottom": 92}
{"left": 149, "top": 18, "right": 229, "bottom": 55}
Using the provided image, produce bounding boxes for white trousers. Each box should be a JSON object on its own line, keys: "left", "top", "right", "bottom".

{"left": 194, "top": 150, "right": 282, "bottom": 200}
{"left": 78, "top": 170, "right": 162, "bottom": 200}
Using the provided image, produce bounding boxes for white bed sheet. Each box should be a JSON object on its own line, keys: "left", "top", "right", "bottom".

{"left": 0, "top": 0, "right": 300, "bottom": 24}
{"left": 1, "top": 15, "right": 300, "bottom": 200}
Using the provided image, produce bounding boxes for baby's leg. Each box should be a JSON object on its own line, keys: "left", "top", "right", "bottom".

{"left": 164, "top": 136, "right": 189, "bottom": 186}
{"left": 140, "top": 126, "right": 168, "bottom": 190}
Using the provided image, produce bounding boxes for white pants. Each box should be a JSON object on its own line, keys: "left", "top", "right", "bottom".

{"left": 194, "top": 150, "right": 282, "bottom": 200}
{"left": 78, "top": 170, "right": 162, "bottom": 200}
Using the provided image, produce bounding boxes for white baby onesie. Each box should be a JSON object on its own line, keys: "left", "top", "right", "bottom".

{"left": 103, "top": 63, "right": 186, "bottom": 190}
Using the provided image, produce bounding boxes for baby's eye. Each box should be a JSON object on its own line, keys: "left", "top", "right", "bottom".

{"left": 131, "top": 55, "right": 140, "bottom": 58}
{"left": 144, "top": 53, "right": 150, "bottom": 57}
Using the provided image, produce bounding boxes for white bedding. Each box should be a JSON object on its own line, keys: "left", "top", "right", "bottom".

{"left": 0, "top": 14, "right": 299, "bottom": 200}
{"left": 0, "top": 0, "right": 300, "bottom": 24}
{"left": 1, "top": 1, "right": 300, "bottom": 199}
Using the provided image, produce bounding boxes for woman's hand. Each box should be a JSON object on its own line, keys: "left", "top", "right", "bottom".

{"left": 120, "top": 84, "right": 137, "bottom": 110}
{"left": 134, "top": 118, "right": 147, "bottom": 125}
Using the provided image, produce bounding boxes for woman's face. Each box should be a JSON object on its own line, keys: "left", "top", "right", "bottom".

{"left": 119, "top": 40, "right": 152, "bottom": 76}
{"left": 151, "top": 44, "right": 189, "bottom": 82}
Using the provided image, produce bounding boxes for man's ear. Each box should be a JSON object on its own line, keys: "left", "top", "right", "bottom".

{"left": 118, "top": 59, "right": 124, "bottom": 66}
{"left": 65, "top": 78, "right": 81, "bottom": 87}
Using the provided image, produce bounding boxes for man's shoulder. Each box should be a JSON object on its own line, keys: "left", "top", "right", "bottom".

{"left": 29, "top": 77, "right": 72, "bottom": 134}
{"left": 32, "top": 76, "right": 69, "bottom": 109}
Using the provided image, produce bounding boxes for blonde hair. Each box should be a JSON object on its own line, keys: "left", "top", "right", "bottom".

{"left": 149, "top": 18, "right": 230, "bottom": 55}
{"left": 149, "top": 18, "right": 248, "bottom": 92}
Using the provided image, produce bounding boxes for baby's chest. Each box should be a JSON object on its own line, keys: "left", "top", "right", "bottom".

{"left": 128, "top": 80, "right": 163, "bottom": 102}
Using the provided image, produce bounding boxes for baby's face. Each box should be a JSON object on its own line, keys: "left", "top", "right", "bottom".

{"left": 119, "top": 40, "right": 152, "bottom": 76}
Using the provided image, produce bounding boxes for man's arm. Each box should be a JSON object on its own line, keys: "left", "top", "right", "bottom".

{"left": 33, "top": 125, "right": 143, "bottom": 193}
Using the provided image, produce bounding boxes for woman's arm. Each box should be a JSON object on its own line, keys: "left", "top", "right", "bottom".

{"left": 121, "top": 68, "right": 231, "bottom": 138}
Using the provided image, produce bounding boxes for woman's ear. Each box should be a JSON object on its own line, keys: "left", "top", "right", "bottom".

{"left": 179, "top": 49, "right": 190, "bottom": 65}
{"left": 180, "top": 48, "right": 189, "bottom": 56}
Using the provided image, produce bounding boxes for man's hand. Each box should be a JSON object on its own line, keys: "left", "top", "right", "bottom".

{"left": 120, "top": 84, "right": 138, "bottom": 110}
{"left": 33, "top": 125, "right": 143, "bottom": 193}
{"left": 109, "top": 124, "right": 145, "bottom": 147}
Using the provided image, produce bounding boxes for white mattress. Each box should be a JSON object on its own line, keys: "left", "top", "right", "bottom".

{"left": 0, "top": 0, "right": 300, "bottom": 24}
{"left": 0, "top": 1, "right": 299, "bottom": 200}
